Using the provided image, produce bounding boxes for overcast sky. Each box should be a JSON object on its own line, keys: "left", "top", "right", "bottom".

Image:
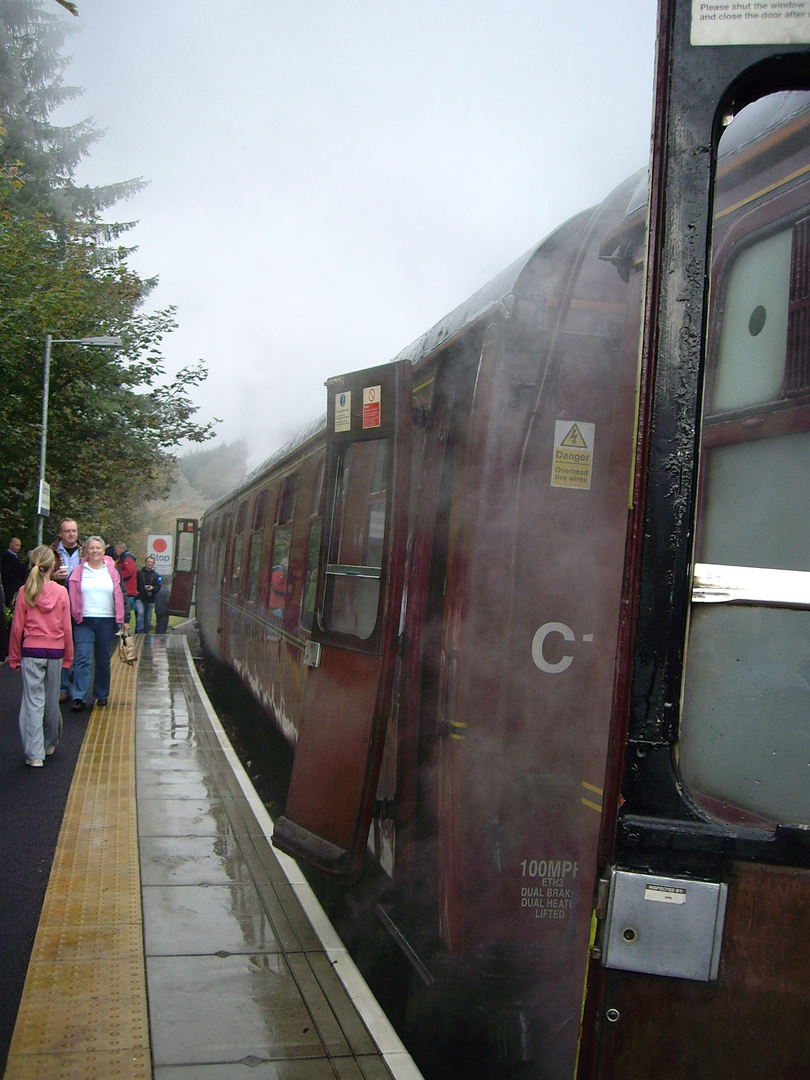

{"left": 55, "top": 1, "right": 658, "bottom": 471}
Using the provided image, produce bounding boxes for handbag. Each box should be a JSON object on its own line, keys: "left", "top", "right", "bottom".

{"left": 118, "top": 623, "right": 138, "bottom": 665}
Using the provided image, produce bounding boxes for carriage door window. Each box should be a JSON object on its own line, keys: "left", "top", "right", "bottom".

{"left": 322, "top": 439, "right": 389, "bottom": 640}
{"left": 679, "top": 215, "right": 810, "bottom": 826}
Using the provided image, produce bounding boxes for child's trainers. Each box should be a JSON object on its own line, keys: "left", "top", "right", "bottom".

{"left": 26, "top": 759, "right": 44, "bottom": 768}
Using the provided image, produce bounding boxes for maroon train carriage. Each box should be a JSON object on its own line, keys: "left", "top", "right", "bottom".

{"left": 195, "top": 87, "right": 810, "bottom": 1078}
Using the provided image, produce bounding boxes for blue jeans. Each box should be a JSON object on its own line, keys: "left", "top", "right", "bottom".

{"left": 135, "top": 599, "right": 154, "bottom": 633}
{"left": 72, "top": 618, "right": 118, "bottom": 703}
{"left": 61, "top": 663, "right": 73, "bottom": 695}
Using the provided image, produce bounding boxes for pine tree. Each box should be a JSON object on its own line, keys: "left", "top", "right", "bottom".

{"left": 0, "top": 0, "right": 217, "bottom": 548}
{"left": 0, "top": 0, "right": 144, "bottom": 231}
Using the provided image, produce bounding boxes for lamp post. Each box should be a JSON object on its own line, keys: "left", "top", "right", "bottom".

{"left": 37, "top": 334, "right": 123, "bottom": 544}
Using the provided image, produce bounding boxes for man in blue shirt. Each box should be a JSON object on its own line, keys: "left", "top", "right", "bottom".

{"left": 52, "top": 518, "right": 81, "bottom": 585}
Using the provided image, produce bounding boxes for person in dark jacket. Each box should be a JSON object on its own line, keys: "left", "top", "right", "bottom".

{"left": 154, "top": 582, "right": 170, "bottom": 634}
{"left": 2, "top": 537, "right": 29, "bottom": 605}
{"left": 135, "top": 556, "right": 161, "bottom": 633}
{"left": 0, "top": 575, "right": 7, "bottom": 662}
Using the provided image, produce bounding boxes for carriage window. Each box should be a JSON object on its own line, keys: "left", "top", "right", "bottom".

{"left": 265, "top": 528, "right": 291, "bottom": 617}
{"left": 679, "top": 211, "right": 810, "bottom": 826}
{"left": 200, "top": 521, "right": 210, "bottom": 576}
{"left": 322, "top": 439, "right": 389, "bottom": 640}
{"left": 301, "top": 456, "right": 325, "bottom": 633}
{"left": 216, "top": 514, "right": 230, "bottom": 585}
{"left": 230, "top": 535, "right": 244, "bottom": 596}
{"left": 275, "top": 474, "right": 299, "bottom": 525}
{"left": 261, "top": 475, "right": 298, "bottom": 620}
{"left": 213, "top": 526, "right": 220, "bottom": 579}
{"left": 711, "top": 229, "right": 793, "bottom": 411}
{"left": 230, "top": 501, "right": 248, "bottom": 597}
{"left": 301, "top": 522, "right": 322, "bottom": 632}
{"left": 203, "top": 523, "right": 212, "bottom": 577}
{"left": 246, "top": 490, "right": 269, "bottom": 606}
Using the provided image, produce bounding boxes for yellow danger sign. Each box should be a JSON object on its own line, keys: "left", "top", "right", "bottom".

{"left": 551, "top": 420, "right": 595, "bottom": 490}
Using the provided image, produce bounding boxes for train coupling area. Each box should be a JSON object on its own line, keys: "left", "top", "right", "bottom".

{"left": 4, "top": 634, "right": 423, "bottom": 1080}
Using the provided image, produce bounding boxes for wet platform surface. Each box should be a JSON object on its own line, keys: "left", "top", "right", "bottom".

{"left": 5, "top": 634, "right": 422, "bottom": 1080}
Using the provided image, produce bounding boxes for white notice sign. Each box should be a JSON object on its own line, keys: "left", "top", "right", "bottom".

{"left": 335, "top": 390, "right": 351, "bottom": 432}
{"left": 692, "top": 0, "right": 810, "bottom": 45}
{"left": 38, "top": 480, "right": 51, "bottom": 516}
{"left": 645, "top": 883, "right": 688, "bottom": 905}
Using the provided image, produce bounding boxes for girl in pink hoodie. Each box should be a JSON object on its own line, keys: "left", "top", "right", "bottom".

{"left": 8, "top": 545, "right": 74, "bottom": 767}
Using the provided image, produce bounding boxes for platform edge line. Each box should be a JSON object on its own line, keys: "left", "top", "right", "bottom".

{"left": 180, "top": 636, "right": 424, "bottom": 1080}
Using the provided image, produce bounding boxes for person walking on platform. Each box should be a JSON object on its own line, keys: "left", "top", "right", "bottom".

{"left": 114, "top": 542, "right": 137, "bottom": 627}
{"left": 52, "top": 517, "right": 83, "bottom": 701}
{"left": 135, "top": 555, "right": 161, "bottom": 633}
{"left": 8, "top": 546, "right": 74, "bottom": 767}
{"left": 68, "top": 537, "right": 125, "bottom": 712}
{"left": 51, "top": 518, "right": 82, "bottom": 587}
{"left": 154, "top": 582, "right": 170, "bottom": 633}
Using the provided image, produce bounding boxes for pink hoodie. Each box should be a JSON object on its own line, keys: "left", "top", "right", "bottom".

{"left": 8, "top": 579, "right": 74, "bottom": 669}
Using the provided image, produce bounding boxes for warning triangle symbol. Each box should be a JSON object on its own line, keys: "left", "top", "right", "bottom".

{"left": 560, "top": 423, "right": 589, "bottom": 449}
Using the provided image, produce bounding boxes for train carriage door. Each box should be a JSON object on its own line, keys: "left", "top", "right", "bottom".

{"left": 273, "top": 360, "right": 411, "bottom": 880}
{"left": 167, "top": 518, "right": 199, "bottom": 617}
{"left": 581, "top": 5, "right": 810, "bottom": 1079}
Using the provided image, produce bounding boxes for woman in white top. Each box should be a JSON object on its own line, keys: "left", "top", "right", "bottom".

{"left": 67, "top": 536, "right": 126, "bottom": 711}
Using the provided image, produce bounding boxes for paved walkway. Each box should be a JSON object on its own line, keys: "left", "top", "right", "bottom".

{"left": 4, "top": 635, "right": 421, "bottom": 1080}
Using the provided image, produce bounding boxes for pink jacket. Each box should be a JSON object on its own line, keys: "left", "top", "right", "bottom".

{"left": 8, "top": 579, "right": 74, "bottom": 669}
{"left": 68, "top": 556, "right": 126, "bottom": 624}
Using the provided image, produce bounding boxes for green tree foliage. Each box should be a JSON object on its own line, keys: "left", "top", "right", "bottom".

{"left": 0, "top": 201, "right": 216, "bottom": 543}
{"left": 0, "top": 0, "right": 216, "bottom": 548}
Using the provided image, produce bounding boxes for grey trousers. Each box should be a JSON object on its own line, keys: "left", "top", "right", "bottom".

{"left": 19, "top": 657, "right": 63, "bottom": 762}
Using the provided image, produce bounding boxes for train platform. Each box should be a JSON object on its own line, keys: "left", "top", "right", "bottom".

{"left": 3, "top": 633, "right": 422, "bottom": 1080}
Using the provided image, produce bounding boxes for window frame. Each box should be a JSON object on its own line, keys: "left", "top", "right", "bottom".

{"left": 676, "top": 191, "right": 810, "bottom": 829}
{"left": 319, "top": 437, "right": 390, "bottom": 643}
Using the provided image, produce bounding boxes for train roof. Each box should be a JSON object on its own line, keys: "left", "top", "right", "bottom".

{"left": 204, "top": 208, "right": 600, "bottom": 515}
{"left": 389, "top": 220, "right": 587, "bottom": 369}
{"left": 622, "top": 90, "right": 810, "bottom": 223}
{"left": 208, "top": 411, "right": 328, "bottom": 513}
{"left": 205, "top": 92, "right": 810, "bottom": 518}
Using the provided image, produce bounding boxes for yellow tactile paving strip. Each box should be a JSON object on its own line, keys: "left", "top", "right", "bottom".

{"left": 4, "top": 643, "right": 151, "bottom": 1080}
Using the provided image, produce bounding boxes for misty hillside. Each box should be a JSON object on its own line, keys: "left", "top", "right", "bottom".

{"left": 179, "top": 441, "right": 248, "bottom": 501}
{"left": 126, "top": 442, "right": 248, "bottom": 564}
